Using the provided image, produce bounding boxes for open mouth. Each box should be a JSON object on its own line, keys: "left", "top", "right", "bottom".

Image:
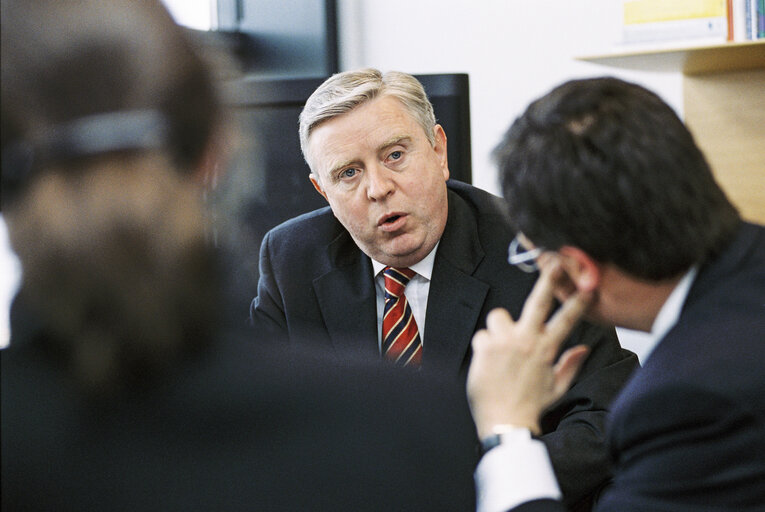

{"left": 379, "top": 213, "right": 406, "bottom": 232}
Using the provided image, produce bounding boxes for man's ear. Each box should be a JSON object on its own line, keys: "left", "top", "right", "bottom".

{"left": 556, "top": 246, "right": 601, "bottom": 292}
{"left": 433, "top": 124, "right": 450, "bottom": 181}
{"left": 192, "top": 128, "right": 226, "bottom": 187}
{"left": 309, "top": 173, "right": 329, "bottom": 201}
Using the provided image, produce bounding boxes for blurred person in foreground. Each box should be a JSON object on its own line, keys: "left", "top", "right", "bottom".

{"left": 0, "top": 0, "right": 478, "bottom": 510}
{"left": 467, "top": 77, "right": 765, "bottom": 511}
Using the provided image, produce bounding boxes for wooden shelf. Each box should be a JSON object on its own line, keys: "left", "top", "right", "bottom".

{"left": 578, "top": 40, "right": 765, "bottom": 75}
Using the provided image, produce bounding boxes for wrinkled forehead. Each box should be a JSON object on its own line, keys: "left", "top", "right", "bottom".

{"left": 306, "top": 95, "right": 425, "bottom": 172}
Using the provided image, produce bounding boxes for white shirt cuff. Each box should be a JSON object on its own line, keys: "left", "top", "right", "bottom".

{"left": 475, "top": 437, "right": 561, "bottom": 512}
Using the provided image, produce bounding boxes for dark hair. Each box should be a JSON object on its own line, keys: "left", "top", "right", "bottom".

{"left": 494, "top": 77, "right": 740, "bottom": 280}
{"left": 1, "top": 0, "right": 219, "bottom": 195}
{"left": 1, "top": 0, "right": 220, "bottom": 394}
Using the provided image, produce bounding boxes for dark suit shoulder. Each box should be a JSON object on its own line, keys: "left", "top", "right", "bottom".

{"left": 259, "top": 205, "right": 357, "bottom": 274}
{"left": 264, "top": 205, "right": 338, "bottom": 249}
{"left": 447, "top": 179, "right": 512, "bottom": 220}
{"left": 641, "top": 222, "right": 765, "bottom": 403}
{"left": 1, "top": 329, "right": 478, "bottom": 511}
{"left": 602, "top": 223, "right": 765, "bottom": 511}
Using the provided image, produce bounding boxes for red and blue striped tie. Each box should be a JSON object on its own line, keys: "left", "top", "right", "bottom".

{"left": 382, "top": 267, "right": 422, "bottom": 366}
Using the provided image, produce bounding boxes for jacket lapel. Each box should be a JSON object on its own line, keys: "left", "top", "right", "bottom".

{"left": 313, "top": 231, "right": 379, "bottom": 359}
{"left": 424, "top": 190, "right": 490, "bottom": 374}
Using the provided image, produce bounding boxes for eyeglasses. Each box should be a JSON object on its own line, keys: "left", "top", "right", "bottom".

{"left": 507, "top": 234, "right": 543, "bottom": 273}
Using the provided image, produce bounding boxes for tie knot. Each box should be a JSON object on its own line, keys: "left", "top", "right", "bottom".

{"left": 383, "top": 267, "right": 415, "bottom": 298}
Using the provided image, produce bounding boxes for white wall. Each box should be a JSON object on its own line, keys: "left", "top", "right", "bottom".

{"left": 337, "top": 0, "right": 675, "bottom": 361}
{"left": 337, "top": 0, "right": 683, "bottom": 196}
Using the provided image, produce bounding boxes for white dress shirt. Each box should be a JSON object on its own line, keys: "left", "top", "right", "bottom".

{"left": 371, "top": 242, "right": 439, "bottom": 351}
{"left": 0, "top": 215, "right": 22, "bottom": 350}
{"left": 474, "top": 266, "right": 699, "bottom": 512}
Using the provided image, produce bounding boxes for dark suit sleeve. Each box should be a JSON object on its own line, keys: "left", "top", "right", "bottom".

{"left": 538, "top": 322, "right": 639, "bottom": 511}
{"left": 248, "top": 230, "right": 289, "bottom": 343}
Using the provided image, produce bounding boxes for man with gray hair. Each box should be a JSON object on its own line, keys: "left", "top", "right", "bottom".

{"left": 249, "top": 68, "right": 638, "bottom": 510}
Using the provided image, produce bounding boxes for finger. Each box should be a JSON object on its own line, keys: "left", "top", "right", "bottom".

{"left": 470, "top": 328, "right": 490, "bottom": 352}
{"left": 519, "top": 262, "right": 561, "bottom": 328}
{"left": 552, "top": 345, "right": 590, "bottom": 397}
{"left": 544, "top": 291, "right": 593, "bottom": 348}
{"left": 485, "top": 307, "right": 515, "bottom": 335}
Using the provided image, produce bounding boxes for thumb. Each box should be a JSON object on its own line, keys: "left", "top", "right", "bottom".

{"left": 552, "top": 345, "right": 590, "bottom": 397}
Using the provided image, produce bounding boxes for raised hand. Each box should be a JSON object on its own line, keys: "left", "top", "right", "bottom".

{"left": 467, "top": 262, "right": 593, "bottom": 438}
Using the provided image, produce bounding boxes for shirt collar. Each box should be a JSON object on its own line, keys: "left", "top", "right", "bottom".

{"left": 644, "top": 265, "right": 699, "bottom": 360}
{"left": 372, "top": 241, "right": 440, "bottom": 281}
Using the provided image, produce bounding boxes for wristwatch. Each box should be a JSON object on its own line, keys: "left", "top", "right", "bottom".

{"left": 479, "top": 424, "right": 533, "bottom": 456}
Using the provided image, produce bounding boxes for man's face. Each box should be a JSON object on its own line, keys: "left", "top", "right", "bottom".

{"left": 307, "top": 95, "right": 450, "bottom": 268}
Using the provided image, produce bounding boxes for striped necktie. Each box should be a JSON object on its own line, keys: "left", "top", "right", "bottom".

{"left": 382, "top": 267, "right": 422, "bottom": 366}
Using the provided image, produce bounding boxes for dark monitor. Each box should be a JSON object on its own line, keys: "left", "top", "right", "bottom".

{"left": 215, "top": 0, "right": 339, "bottom": 78}
{"left": 215, "top": 73, "right": 471, "bottom": 303}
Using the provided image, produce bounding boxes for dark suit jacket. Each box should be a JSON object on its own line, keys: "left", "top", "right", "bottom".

{"left": 1, "top": 321, "right": 478, "bottom": 511}
{"left": 511, "top": 222, "right": 765, "bottom": 512}
{"left": 250, "top": 180, "right": 639, "bottom": 509}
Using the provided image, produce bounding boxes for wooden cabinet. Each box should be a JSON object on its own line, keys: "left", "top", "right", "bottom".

{"left": 579, "top": 41, "right": 765, "bottom": 223}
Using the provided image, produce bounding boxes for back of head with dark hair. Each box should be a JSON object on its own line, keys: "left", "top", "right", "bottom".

{"left": 494, "top": 77, "right": 740, "bottom": 280}
{"left": 0, "top": 0, "right": 221, "bottom": 394}
{"left": 1, "top": 0, "right": 218, "bottom": 180}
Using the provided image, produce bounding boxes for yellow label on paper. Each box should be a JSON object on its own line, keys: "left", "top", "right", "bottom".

{"left": 624, "top": 0, "right": 727, "bottom": 24}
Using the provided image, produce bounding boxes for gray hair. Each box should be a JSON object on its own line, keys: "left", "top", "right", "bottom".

{"left": 299, "top": 68, "right": 437, "bottom": 169}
